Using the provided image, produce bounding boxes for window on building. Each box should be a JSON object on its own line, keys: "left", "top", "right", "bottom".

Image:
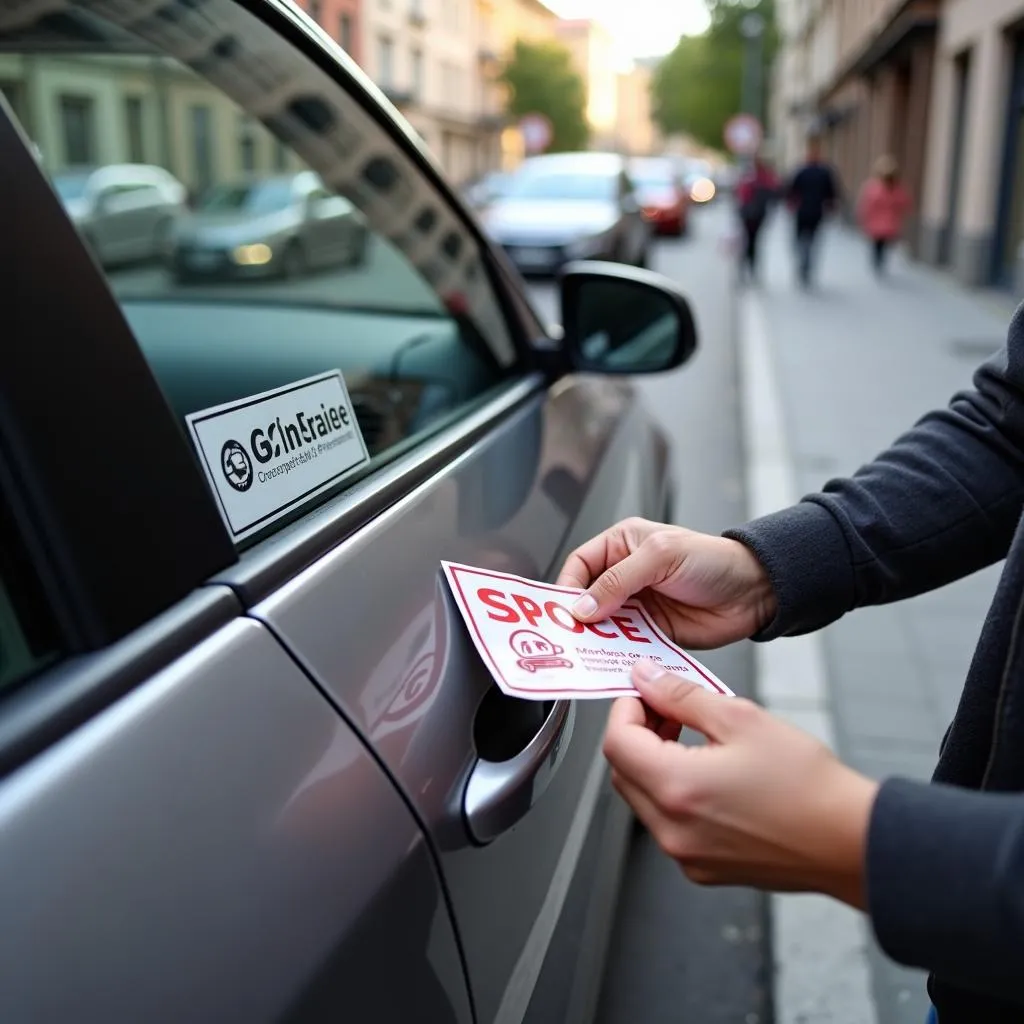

{"left": 189, "top": 105, "right": 215, "bottom": 193}
{"left": 339, "top": 12, "right": 353, "bottom": 52}
{"left": 411, "top": 48, "right": 423, "bottom": 101}
{"left": 238, "top": 113, "right": 257, "bottom": 173}
{"left": 307, "top": 0, "right": 322, "bottom": 23}
{"left": 124, "top": 95, "right": 146, "bottom": 163}
{"left": 59, "top": 95, "right": 96, "bottom": 165}
{"left": 378, "top": 35, "right": 394, "bottom": 87}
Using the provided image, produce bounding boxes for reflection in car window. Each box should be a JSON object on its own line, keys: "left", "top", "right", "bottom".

{"left": 0, "top": 0, "right": 518, "bottom": 541}
{"left": 505, "top": 173, "right": 615, "bottom": 202}
{"left": 198, "top": 180, "right": 296, "bottom": 215}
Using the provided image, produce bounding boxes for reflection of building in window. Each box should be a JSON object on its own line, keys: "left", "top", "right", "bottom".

{"left": 189, "top": 104, "right": 215, "bottom": 192}
{"left": 124, "top": 95, "right": 146, "bottom": 162}
{"left": 377, "top": 35, "right": 394, "bottom": 87}
{"left": 238, "top": 113, "right": 257, "bottom": 172}
{"left": 0, "top": 79, "right": 25, "bottom": 125}
{"left": 410, "top": 47, "right": 423, "bottom": 100}
{"left": 59, "top": 95, "right": 95, "bottom": 165}
{"left": 274, "top": 138, "right": 290, "bottom": 171}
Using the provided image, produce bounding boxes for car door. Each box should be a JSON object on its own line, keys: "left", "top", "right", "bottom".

{"left": 2, "top": 4, "right": 681, "bottom": 1023}
{"left": 0, "top": 23, "right": 473, "bottom": 1024}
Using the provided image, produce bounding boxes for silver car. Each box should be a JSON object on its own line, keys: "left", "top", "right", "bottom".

{"left": 0, "top": 3, "right": 698, "bottom": 1022}
{"left": 172, "top": 171, "right": 369, "bottom": 281}
{"left": 481, "top": 152, "right": 651, "bottom": 276}
{"left": 53, "top": 163, "right": 186, "bottom": 266}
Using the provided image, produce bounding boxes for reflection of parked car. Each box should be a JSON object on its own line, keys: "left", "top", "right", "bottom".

{"left": 629, "top": 157, "right": 690, "bottom": 237}
{"left": 172, "top": 171, "right": 368, "bottom": 281}
{"left": 53, "top": 164, "right": 186, "bottom": 267}
{"left": 481, "top": 152, "right": 650, "bottom": 276}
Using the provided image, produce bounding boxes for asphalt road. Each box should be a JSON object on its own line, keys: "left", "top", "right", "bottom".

{"left": 528, "top": 204, "right": 773, "bottom": 1024}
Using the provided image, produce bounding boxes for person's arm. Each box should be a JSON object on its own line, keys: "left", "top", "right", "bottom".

{"left": 604, "top": 661, "right": 1024, "bottom": 1005}
{"left": 869, "top": 778, "right": 1024, "bottom": 1002}
{"left": 726, "top": 308, "right": 1024, "bottom": 639}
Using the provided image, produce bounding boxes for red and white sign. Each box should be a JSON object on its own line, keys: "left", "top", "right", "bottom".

{"left": 724, "top": 113, "right": 763, "bottom": 156}
{"left": 442, "top": 561, "right": 733, "bottom": 700}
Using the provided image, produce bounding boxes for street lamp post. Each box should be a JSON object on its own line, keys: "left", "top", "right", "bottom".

{"left": 740, "top": 12, "right": 766, "bottom": 123}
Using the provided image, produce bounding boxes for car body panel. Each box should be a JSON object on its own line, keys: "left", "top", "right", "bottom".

{"left": 253, "top": 376, "right": 669, "bottom": 1021}
{"left": 0, "top": 617, "right": 471, "bottom": 1024}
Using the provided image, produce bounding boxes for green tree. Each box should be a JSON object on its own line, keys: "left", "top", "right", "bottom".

{"left": 651, "top": 0, "right": 778, "bottom": 151}
{"left": 500, "top": 40, "right": 590, "bottom": 153}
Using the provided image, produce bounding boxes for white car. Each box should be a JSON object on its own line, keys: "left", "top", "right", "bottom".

{"left": 53, "top": 164, "right": 187, "bottom": 267}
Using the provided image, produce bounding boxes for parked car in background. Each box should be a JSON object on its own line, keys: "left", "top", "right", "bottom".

{"left": 462, "top": 170, "right": 513, "bottom": 211}
{"left": 52, "top": 164, "right": 186, "bottom": 267}
{"left": 480, "top": 152, "right": 650, "bottom": 276}
{"left": 629, "top": 156, "right": 690, "bottom": 236}
{"left": 0, "top": 1, "right": 700, "bottom": 1022}
{"left": 172, "top": 171, "right": 369, "bottom": 281}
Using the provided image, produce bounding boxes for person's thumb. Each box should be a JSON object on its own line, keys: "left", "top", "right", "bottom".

{"left": 571, "top": 545, "right": 667, "bottom": 622}
{"left": 631, "top": 660, "right": 734, "bottom": 742}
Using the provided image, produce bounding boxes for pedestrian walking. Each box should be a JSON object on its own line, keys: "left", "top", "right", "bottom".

{"left": 735, "top": 155, "right": 779, "bottom": 283}
{"left": 786, "top": 135, "right": 840, "bottom": 286}
{"left": 558, "top": 300, "right": 1024, "bottom": 1022}
{"left": 857, "top": 155, "right": 912, "bottom": 276}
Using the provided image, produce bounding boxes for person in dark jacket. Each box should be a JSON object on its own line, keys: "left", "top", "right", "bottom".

{"left": 558, "top": 303, "right": 1024, "bottom": 1021}
{"left": 787, "top": 135, "right": 840, "bottom": 286}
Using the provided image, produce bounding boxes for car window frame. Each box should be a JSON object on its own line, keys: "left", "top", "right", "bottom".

{"left": 0, "top": 0, "right": 557, "bottom": 764}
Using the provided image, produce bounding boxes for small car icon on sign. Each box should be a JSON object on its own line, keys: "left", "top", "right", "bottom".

{"left": 509, "top": 630, "right": 574, "bottom": 673}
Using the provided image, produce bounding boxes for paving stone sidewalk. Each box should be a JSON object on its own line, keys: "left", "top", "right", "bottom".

{"left": 748, "top": 215, "right": 1016, "bottom": 1024}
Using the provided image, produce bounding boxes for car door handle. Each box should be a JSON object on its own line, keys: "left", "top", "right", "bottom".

{"left": 463, "top": 699, "right": 575, "bottom": 844}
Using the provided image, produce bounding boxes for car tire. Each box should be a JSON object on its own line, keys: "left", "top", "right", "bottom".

{"left": 282, "top": 241, "right": 306, "bottom": 280}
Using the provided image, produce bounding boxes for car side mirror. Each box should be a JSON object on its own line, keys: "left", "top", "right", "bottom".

{"left": 557, "top": 261, "right": 697, "bottom": 374}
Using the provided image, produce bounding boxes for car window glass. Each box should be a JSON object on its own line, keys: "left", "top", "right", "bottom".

{"left": 0, "top": 0, "right": 518, "bottom": 544}
{"left": 0, "top": 503, "right": 61, "bottom": 695}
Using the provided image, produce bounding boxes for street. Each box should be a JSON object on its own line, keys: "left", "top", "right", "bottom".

{"left": 526, "top": 205, "right": 773, "bottom": 1023}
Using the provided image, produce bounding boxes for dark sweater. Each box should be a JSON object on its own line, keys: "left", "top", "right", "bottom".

{"left": 726, "top": 302, "right": 1024, "bottom": 1021}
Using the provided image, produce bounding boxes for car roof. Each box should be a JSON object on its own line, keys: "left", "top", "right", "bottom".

{"left": 518, "top": 152, "right": 624, "bottom": 176}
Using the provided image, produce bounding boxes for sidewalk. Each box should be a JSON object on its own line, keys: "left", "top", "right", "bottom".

{"left": 738, "top": 217, "right": 1016, "bottom": 1024}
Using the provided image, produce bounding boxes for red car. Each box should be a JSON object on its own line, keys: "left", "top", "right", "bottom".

{"left": 630, "top": 156, "right": 690, "bottom": 236}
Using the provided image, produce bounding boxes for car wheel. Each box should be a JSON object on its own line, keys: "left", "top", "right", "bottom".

{"left": 282, "top": 241, "right": 306, "bottom": 280}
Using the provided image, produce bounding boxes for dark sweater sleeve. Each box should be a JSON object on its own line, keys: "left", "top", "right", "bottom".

{"left": 869, "top": 777, "right": 1024, "bottom": 1001}
{"left": 725, "top": 309, "right": 1024, "bottom": 639}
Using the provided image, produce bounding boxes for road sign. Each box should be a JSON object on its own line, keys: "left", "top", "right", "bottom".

{"left": 724, "top": 114, "right": 763, "bottom": 157}
{"left": 519, "top": 113, "right": 553, "bottom": 155}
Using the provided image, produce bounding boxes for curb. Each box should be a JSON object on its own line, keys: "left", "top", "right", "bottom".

{"left": 737, "top": 290, "right": 879, "bottom": 1024}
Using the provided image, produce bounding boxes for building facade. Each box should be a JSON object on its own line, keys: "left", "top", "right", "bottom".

{"left": 918, "top": 0, "right": 1024, "bottom": 287}
{"left": 554, "top": 19, "right": 618, "bottom": 148}
{"left": 773, "top": 0, "right": 1024, "bottom": 291}
{"left": 614, "top": 64, "right": 659, "bottom": 156}
{"left": 297, "top": 0, "right": 363, "bottom": 64}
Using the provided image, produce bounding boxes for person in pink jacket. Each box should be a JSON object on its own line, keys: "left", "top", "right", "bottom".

{"left": 858, "top": 155, "right": 912, "bottom": 276}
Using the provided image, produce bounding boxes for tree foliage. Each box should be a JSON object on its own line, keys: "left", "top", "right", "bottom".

{"left": 500, "top": 40, "right": 590, "bottom": 153}
{"left": 651, "top": 0, "right": 778, "bottom": 151}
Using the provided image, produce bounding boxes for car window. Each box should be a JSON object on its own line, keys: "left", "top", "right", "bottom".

{"left": 0, "top": 503, "right": 61, "bottom": 695}
{"left": 2, "top": 0, "right": 519, "bottom": 545}
{"left": 506, "top": 172, "right": 615, "bottom": 202}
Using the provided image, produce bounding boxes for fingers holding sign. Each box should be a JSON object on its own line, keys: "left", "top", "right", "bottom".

{"left": 605, "top": 660, "right": 879, "bottom": 906}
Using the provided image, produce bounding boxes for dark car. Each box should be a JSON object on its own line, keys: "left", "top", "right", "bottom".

{"left": 480, "top": 152, "right": 651, "bottom": 275}
{"left": 0, "top": 3, "right": 699, "bottom": 1022}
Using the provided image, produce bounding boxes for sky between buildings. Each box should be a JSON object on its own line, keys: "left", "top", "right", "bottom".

{"left": 548, "top": 0, "right": 710, "bottom": 65}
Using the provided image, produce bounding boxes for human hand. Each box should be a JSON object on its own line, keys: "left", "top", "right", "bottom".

{"left": 556, "top": 518, "right": 777, "bottom": 649}
{"left": 604, "top": 660, "right": 878, "bottom": 907}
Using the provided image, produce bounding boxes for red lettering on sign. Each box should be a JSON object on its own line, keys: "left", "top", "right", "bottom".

{"left": 478, "top": 588, "right": 518, "bottom": 623}
{"left": 545, "top": 601, "right": 585, "bottom": 633}
{"left": 612, "top": 615, "right": 650, "bottom": 644}
{"left": 513, "top": 594, "right": 543, "bottom": 627}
